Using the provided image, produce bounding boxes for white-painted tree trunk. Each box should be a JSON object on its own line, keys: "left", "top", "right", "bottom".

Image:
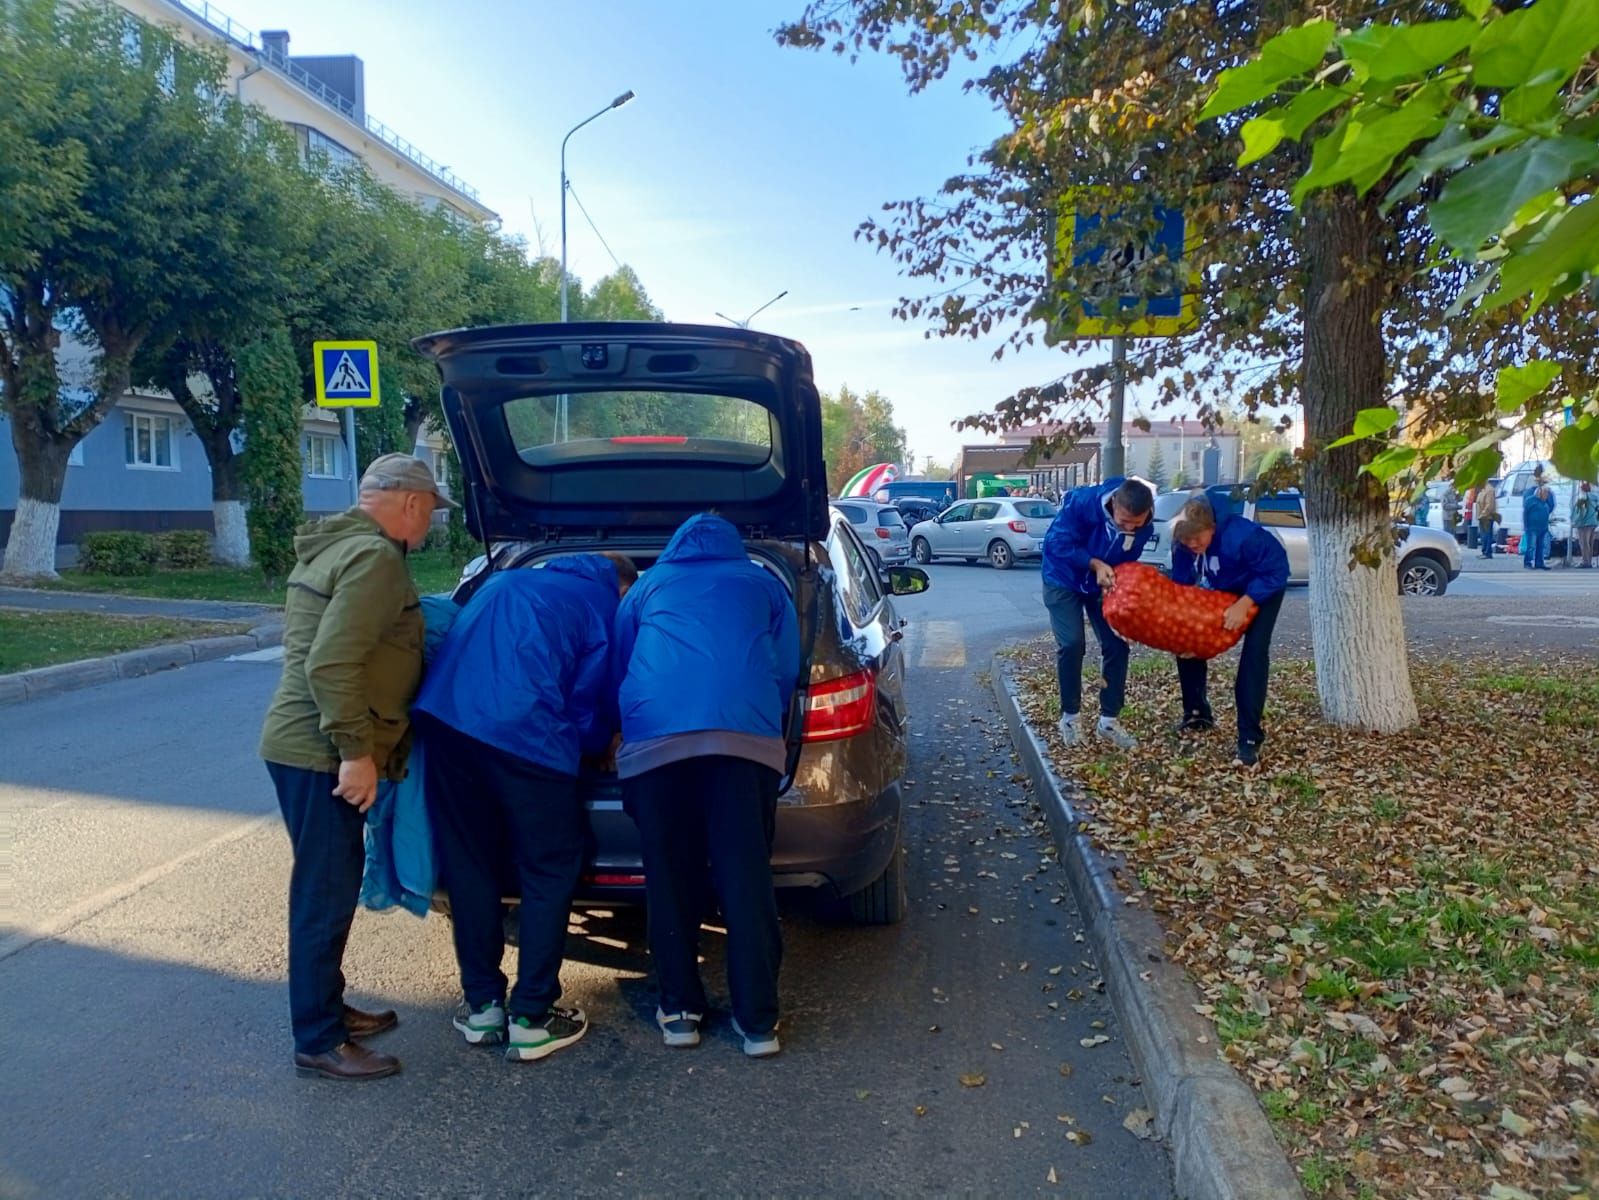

{"left": 0, "top": 497, "right": 62, "bottom": 582}
{"left": 1307, "top": 512, "right": 1419, "bottom": 732}
{"left": 212, "top": 500, "right": 251, "bottom": 567}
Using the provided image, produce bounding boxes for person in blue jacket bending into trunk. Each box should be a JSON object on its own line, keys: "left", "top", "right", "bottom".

{"left": 412, "top": 551, "right": 636, "bottom": 1063}
{"left": 1042, "top": 477, "right": 1155, "bottom": 750}
{"left": 613, "top": 513, "right": 800, "bottom": 1059}
{"left": 1169, "top": 499, "right": 1289, "bottom": 769}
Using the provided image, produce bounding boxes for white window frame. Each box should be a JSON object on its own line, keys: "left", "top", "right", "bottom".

{"left": 306, "top": 433, "right": 341, "bottom": 479}
{"left": 124, "top": 411, "right": 179, "bottom": 471}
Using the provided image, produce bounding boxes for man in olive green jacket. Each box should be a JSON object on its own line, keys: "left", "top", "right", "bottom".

{"left": 259, "top": 453, "right": 455, "bottom": 1081}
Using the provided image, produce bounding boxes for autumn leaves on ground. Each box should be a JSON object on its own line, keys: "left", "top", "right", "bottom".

{"left": 1010, "top": 642, "right": 1599, "bottom": 1200}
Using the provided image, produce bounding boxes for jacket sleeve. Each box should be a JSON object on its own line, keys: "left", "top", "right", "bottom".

{"left": 1043, "top": 493, "right": 1094, "bottom": 579}
{"left": 305, "top": 544, "right": 409, "bottom": 761}
{"left": 572, "top": 617, "right": 618, "bottom": 756}
{"left": 1241, "top": 524, "right": 1290, "bottom": 604}
{"left": 1170, "top": 544, "right": 1197, "bottom": 586}
{"left": 770, "top": 585, "right": 801, "bottom": 712}
{"left": 610, "top": 582, "right": 643, "bottom": 690}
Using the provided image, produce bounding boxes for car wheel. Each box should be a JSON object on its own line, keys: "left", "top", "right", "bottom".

{"left": 912, "top": 537, "right": 933, "bottom": 564}
{"left": 846, "top": 841, "right": 907, "bottom": 926}
{"left": 1398, "top": 554, "right": 1447, "bottom": 597}
{"left": 988, "top": 540, "right": 1014, "bottom": 570}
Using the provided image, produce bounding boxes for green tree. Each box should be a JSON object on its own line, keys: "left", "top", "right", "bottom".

{"left": 1145, "top": 440, "right": 1170, "bottom": 489}
{"left": 583, "top": 265, "right": 664, "bottom": 321}
{"left": 921, "top": 459, "right": 954, "bottom": 481}
{"left": 0, "top": 0, "right": 255, "bottom": 579}
{"left": 822, "top": 385, "right": 908, "bottom": 493}
{"left": 779, "top": 0, "right": 1598, "bottom": 732}
{"left": 237, "top": 326, "right": 304, "bottom": 583}
{"left": 1204, "top": 0, "right": 1599, "bottom": 486}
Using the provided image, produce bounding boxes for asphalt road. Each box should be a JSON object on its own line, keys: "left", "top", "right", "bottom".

{"left": 0, "top": 567, "right": 1177, "bottom": 1199}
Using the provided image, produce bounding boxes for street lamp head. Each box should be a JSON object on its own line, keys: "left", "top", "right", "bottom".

{"left": 612, "top": 90, "right": 635, "bottom": 108}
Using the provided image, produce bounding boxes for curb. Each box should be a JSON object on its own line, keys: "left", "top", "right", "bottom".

{"left": 992, "top": 655, "right": 1303, "bottom": 1200}
{"left": 0, "top": 622, "right": 283, "bottom": 708}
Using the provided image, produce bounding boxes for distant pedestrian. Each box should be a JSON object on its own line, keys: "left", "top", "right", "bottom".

{"left": 1523, "top": 480, "right": 1553, "bottom": 570}
{"left": 1477, "top": 480, "right": 1498, "bottom": 559}
{"left": 258, "top": 453, "right": 455, "bottom": 1082}
{"left": 1574, "top": 481, "right": 1597, "bottom": 568}
{"left": 1168, "top": 499, "right": 1289, "bottom": 769}
{"left": 1041, "top": 477, "right": 1155, "bottom": 751}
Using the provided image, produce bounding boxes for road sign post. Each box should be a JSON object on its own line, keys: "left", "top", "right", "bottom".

{"left": 313, "top": 340, "right": 381, "bottom": 508}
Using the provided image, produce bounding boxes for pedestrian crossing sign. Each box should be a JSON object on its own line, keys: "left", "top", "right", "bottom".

{"left": 313, "top": 340, "right": 381, "bottom": 408}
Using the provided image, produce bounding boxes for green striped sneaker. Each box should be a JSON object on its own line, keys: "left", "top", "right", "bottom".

{"left": 505, "top": 1005, "right": 588, "bottom": 1062}
{"left": 452, "top": 999, "right": 506, "bottom": 1046}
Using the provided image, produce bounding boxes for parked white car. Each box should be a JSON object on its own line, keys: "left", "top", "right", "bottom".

{"left": 909, "top": 497, "right": 1056, "bottom": 570}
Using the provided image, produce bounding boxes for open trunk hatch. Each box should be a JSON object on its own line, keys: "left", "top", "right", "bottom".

{"left": 413, "top": 322, "right": 829, "bottom": 545}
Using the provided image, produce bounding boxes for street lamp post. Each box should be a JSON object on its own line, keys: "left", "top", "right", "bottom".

{"left": 715, "top": 290, "right": 789, "bottom": 329}
{"left": 558, "top": 89, "right": 634, "bottom": 440}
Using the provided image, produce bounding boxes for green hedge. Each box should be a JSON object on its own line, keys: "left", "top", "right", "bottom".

{"left": 156, "top": 530, "right": 211, "bottom": 568}
{"left": 79, "top": 531, "right": 159, "bottom": 576}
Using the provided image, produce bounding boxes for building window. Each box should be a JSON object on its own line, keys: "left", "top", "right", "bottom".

{"left": 305, "top": 128, "right": 359, "bottom": 175}
{"left": 306, "top": 433, "right": 341, "bottom": 478}
{"left": 124, "top": 412, "right": 176, "bottom": 469}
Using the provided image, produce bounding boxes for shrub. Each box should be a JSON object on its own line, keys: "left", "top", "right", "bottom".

{"left": 156, "top": 530, "right": 212, "bottom": 568}
{"left": 79, "top": 531, "right": 159, "bottom": 576}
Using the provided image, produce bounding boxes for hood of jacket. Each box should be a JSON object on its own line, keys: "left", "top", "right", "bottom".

{"left": 293, "top": 508, "right": 402, "bottom": 564}
{"left": 541, "top": 552, "right": 620, "bottom": 593}
{"left": 658, "top": 513, "right": 746, "bottom": 564}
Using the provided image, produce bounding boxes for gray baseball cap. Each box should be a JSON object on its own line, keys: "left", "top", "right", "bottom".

{"left": 359, "top": 452, "right": 459, "bottom": 509}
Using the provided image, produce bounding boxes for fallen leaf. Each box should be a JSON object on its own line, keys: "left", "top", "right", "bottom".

{"left": 1046, "top": 1166, "right": 1059, "bottom": 1185}
{"left": 856, "top": 1090, "right": 871, "bottom": 1101}
{"left": 914, "top": 1105, "right": 928, "bottom": 1118}
{"left": 1080, "top": 1035, "right": 1110, "bottom": 1048}
{"left": 959, "top": 1073, "right": 986, "bottom": 1088}
{"left": 1500, "top": 1108, "right": 1535, "bottom": 1137}
{"left": 1122, "top": 1108, "right": 1155, "bottom": 1140}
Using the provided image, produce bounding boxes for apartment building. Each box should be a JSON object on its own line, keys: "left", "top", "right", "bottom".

{"left": 0, "top": 0, "right": 497, "bottom": 557}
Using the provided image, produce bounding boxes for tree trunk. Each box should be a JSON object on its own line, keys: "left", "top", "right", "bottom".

{"left": 163, "top": 341, "right": 253, "bottom": 566}
{"left": 1300, "top": 194, "right": 1419, "bottom": 732}
{"left": 208, "top": 428, "right": 250, "bottom": 567}
{"left": 0, "top": 425, "right": 71, "bottom": 582}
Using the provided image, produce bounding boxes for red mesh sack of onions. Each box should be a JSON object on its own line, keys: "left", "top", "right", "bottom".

{"left": 1101, "top": 562, "right": 1255, "bottom": 659}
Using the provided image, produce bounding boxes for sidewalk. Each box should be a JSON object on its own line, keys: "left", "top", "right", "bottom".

{"left": 0, "top": 586, "right": 278, "bottom": 624}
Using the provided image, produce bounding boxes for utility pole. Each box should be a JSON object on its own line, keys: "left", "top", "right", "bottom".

{"left": 1104, "top": 334, "right": 1128, "bottom": 478}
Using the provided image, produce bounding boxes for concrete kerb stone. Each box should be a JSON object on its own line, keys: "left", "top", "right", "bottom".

{"left": 992, "top": 654, "right": 1303, "bottom": 1200}
{"left": 1, "top": 625, "right": 286, "bottom": 707}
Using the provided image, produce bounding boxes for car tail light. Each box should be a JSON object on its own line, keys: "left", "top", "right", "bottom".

{"left": 875, "top": 526, "right": 892, "bottom": 539}
{"left": 585, "top": 873, "right": 646, "bottom": 887}
{"left": 802, "top": 669, "right": 876, "bottom": 743}
{"left": 1008, "top": 519, "right": 1028, "bottom": 533}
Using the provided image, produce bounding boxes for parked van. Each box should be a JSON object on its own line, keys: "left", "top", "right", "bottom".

{"left": 1496, "top": 461, "right": 1575, "bottom": 553}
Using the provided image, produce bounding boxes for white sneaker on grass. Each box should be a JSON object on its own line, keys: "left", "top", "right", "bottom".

{"left": 1057, "top": 714, "right": 1082, "bottom": 746}
{"left": 452, "top": 999, "right": 506, "bottom": 1046}
{"left": 730, "top": 1016, "right": 781, "bottom": 1059}
{"left": 1096, "top": 717, "right": 1138, "bottom": 750}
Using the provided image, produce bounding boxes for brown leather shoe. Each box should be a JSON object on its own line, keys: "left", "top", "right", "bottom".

{"left": 294, "top": 1040, "right": 401, "bottom": 1081}
{"left": 343, "top": 1003, "right": 399, "bottom": 1038}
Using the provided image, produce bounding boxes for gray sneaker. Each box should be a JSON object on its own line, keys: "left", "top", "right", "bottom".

{"left": 1057, "top": 715, "right": 1082, "bottom": 746}
{"left": 730, "top": 1016, "right": 781, "bottom": 1059}
{"left": 506, "top": 1005, "right": 589, "bottom": 1062}
{"left": 452, "top": 999, "right": 506, "bottom": 1046}
{"left": 1096, "top": 717, "right": 1138, "bottom": 750}
{"left": 656, "top": 1007, "right": 703, "bottom": 1048}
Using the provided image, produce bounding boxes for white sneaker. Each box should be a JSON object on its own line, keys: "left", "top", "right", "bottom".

{"left": 452, "top": 999, "right": 506, "bottom": 1046}
{"left": 730, "top": 1016, "right": 781, "bottom": 1058}
{"left": 1057, "top": 715, "right": 1082, "bottom": 746}
{"left": 1096, "top": 717, "right": 1138, "bottom": 750}
{"left": 656, "top": 1007, "right": 703, "bottom": 1048}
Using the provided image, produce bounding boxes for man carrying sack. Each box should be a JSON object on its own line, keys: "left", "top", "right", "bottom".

{"left": 259, "top": 453, "right": 455, "bottom": 1081}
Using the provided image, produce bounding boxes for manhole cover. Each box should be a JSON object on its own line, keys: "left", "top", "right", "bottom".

{"left": 1485, "top": 614, "right": 1599, "bottom": 628}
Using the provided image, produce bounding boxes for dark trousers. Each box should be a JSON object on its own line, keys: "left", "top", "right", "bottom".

{"left": 623, "top": 756, "right": 782, "bottom": 1035}
{"left": 1044, "top": 584, "right": 1128, "bottom": 719}
{"left": 1175, "top": 590, "right": 1284, "bottom": 748}
{"left": 1479, "top": 517, "right": 1495, "bottom": 557}
{"left": 420, "top": 716, "right": 583, "bottom": 1018}
{"left": 266, "top": 761, "right": 366, "bottom": 1055}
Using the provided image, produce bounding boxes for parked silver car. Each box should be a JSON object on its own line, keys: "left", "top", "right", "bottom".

{"left": 831, "top": 500, "right": 911, "bottom": 569}
{"left": 909, "top": 497, "right": 1056, "bottom": 569}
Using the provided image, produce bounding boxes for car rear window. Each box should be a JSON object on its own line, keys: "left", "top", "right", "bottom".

{"left": 1153, "top": 492, "right": 1192, "bottom": 521}
{"left": 1011, "top": 501, "right": 1056, "bottom": 519}
{"left": 876, "top": 508, "right": 905, "bottom": 527}
{"left": 504, "top": 389, "right": 773, "bottom": 466}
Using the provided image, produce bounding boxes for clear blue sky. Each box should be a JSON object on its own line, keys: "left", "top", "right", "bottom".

{"left": 211, "top": 0, "right": 1103, "bottom": 466}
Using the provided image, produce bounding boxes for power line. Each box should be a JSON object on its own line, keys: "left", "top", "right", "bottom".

{"left": 565, "top": 179, "right": 623, "bottom": 271}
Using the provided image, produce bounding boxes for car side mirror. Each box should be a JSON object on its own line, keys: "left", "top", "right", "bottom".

{"left": 886, "top": 566, "right": 931, "bottom": 596}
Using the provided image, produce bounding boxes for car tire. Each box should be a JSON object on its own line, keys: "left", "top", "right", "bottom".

{"left": 912, "top": 537, "right": 933, "bottom": 564}
{"left": 988, "top": 540, "right": 1014, "bottom": 570}
{"left": 846, "top": 841, "right": 907, "bottom": 926}
{"left": 1398, "top": 553, "right": 1448, "bottom": 597}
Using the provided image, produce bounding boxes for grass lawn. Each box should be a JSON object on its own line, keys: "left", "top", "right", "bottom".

{"left": 1011, "top": 642, "right": 1599, "bottom": 1200}
{"left": 0, "top": 610, "right": 248, "bottom": 673}
{"left": 37, "top": 547, "right": 465, "bottom": 606}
